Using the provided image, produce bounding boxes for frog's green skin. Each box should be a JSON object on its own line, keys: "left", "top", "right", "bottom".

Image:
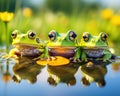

{"left": 80, "top": 62, "right": 107, "bottom": 87}
{"left": 46, "top": 30, "right": 81, "bottom": 62}
{"left": 79, "top": 32, "right": 112, "bottom": 62}
{"left": 9, "top": 30, "right": 49, "bottom": 59}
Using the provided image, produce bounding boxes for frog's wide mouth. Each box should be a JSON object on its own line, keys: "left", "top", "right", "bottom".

{"left": 13, "top": 43, "right": 38, "bottom": 48}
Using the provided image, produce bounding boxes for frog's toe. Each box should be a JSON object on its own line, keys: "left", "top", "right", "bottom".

{"left": 2, "top": 54, "right": 9, "bottom": 59}
{"left": 77, "top": 59, "right": 81, "bottom": 62}
{"left": 46, "top": 56, "right": 57, "bottom": 61}
{"left": 103, "top": 59, "right": 111, "bottom": 62}
{"left": 73, "top": 58, "right": 81, "bottom": 62}
{"left": 70, "top": 57, "right": 74, "bottom": 61}
{"left": 81, "top": 58, "right": 88, "bottom": 62}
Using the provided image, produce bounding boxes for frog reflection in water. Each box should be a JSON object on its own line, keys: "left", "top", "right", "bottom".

{"left": 80, "top": 61, "right": 107, "bottom": 87}
{"left": 80, "top": 32, "right": 112, "bottom": 62}
{"left": 12, "top": 57, "right": 45, "bottom": 84}
{"left": 47, "top": 63, "right": 79, "bottom": 86}
{"left": 9, "top": 30, "right": 48, "bottom": 59}
{"left": 47, "top": 30, "right": 80, "bottom": 62}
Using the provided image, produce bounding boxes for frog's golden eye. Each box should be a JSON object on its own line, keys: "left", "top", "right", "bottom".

{"left": 82, "top": 32, "right": 89, "bottom": 42}
{"left": 11, "top": 30, "right": 18, "bottom": 39}
{"left": 28, "top": 31, "right": 36, "bottom": 39}
{"left": 48, "top": 30, "right": 56, "bottom": 41}
{"left": 101, "top": 33, "right": 107, "bottom": 41}
{"left": 69, "top": 31, "right": 77, "bottom": 41}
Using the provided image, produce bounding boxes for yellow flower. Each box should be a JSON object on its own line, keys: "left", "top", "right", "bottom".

{"left": 101, "top": 9, "right": 113, "bottom": 20}
{"left": 111, "top": 15, "right": 120, "bottom": 26}
{"left": 0, "top": 12, "right": 1, "bottom": 20}
{"left": 0, "top": 11, "right": 14, "bottom": 22}
{"left": 23, "top": 7, "right": 32, "bottom": 17}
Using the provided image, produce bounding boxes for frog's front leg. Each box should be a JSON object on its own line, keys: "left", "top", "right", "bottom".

{"left": 73, "top": 47, "right": 81, "bottom": 62}
{"left": 103, "top": 50, "right": 112, "bottom": 62}
{"left": 6, "top": 48, "right": 21, "bottom": 59}
{"left": 38, "top": 46, "right": 49, "bottom": 59}
{"left": 81, "top": 50, "right": 87, "bottom": 62}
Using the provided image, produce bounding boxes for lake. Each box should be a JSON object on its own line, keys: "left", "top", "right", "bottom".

{"left": 0, "top": 50, "right": 120, "bottom": 96}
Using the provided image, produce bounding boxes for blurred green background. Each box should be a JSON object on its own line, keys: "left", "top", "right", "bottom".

{"left": 0, "top": 0, "right": 120, "bottom": 49}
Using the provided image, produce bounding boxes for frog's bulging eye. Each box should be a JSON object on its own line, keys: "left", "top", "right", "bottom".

{"left": 69, "top": 31, "right": 77, "bottom": 41}
{"left": 101, "top": 33, "right": 107, "bottom": 41}
{"left": 11, "top": 30, "right": 18, "bottom": 39}
{"left": 48, "top": 30, "right": 56, "bottom": 41}
{"left": 28, "top": 31, "right": 36, "bottom": 39}
{"left": 83, "top": 32, "right": 89, "bottom": 42}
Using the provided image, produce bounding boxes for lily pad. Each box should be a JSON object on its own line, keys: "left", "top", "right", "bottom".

{"left": 36, "top": 56, "right": 70, "bottom": 66}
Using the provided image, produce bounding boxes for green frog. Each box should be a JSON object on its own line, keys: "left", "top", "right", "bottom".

{"left": 46, "top": 30, "right": 80, "bottom": 62}
{"left": 80, "top": 32, "right": 112, "bottom": 62}
{"left": 9, "top": 30, "right": 48, "bottom": 59}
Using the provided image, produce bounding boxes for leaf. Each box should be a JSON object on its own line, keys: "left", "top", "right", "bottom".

{"left": 36, "top": 56, "right": 70, "bottom": 66}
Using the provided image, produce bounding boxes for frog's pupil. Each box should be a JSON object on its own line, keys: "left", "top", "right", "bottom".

{"left": 104, "top": 35, "right": 107, "bottom": 38}
{"left": 12, "top": 33, "right": 15, "bottom": 36}
{"left": 30, "top": 32, "right": 35, "bottom": 37}
{"left": 48, "top": 34, "right": 54, "bottom": 38}
{"left": 83, "top": 35, "right": 87, "bottom": 39}
{"left": 72, "top": 33, "right": 76, "bottom": 38}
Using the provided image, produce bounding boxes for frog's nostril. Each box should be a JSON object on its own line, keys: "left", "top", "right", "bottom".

{"left": 91, "top": 39, "right": 95, "bottom": 42}
{"left": 22, "top": 36, "right": 25, "bottom": 38}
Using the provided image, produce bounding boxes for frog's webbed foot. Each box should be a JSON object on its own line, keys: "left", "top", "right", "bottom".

{"left": 103, "top": 50, "right": 112, "bottom": 62}
{"left": 103, "top": 55, "right": 112, "bottom": 62}
{"left": 73, "top": 58, "right": 81, "bottom": 62}
{"left": 2, "top": 54, "right": 9, "bottom": 59}
{"left": 70, "top": 57, "right": 81, "bottom": 62}
{"left": 47, "top": 56, "right": 57, "bottom": 61}
{"left": 81, "top": 58, "right": 88, "bottom": 62}
{"left": 103, "top": 59, "right": 112, "bottom": 62}
{"left": 2, "top": 54, "right": 19, "bottom": 60}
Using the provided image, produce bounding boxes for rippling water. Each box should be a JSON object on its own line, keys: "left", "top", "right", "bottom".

{"left": 0, "top": 50, "right": 120, "bottom": 96}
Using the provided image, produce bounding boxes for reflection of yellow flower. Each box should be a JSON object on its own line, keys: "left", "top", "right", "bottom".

{"left": 111, "top": 15, "right": 120, "bottom": 26}
{"left": 2, "top": 73, "right": 12, "bottom": 83}
{"left": 23, "top": 7, "right": 32, "bottom": 17}
{"left": 0, "top": 11, "right": 14, "bottom": 22}
{"left": 101, "top": 9, "right": 113, "bottom": 20}
{"left": 0, "top": 12, "right": 1, "bottom": 20}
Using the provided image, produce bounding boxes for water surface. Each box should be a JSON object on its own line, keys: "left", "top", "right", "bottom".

{"left": 0, "top": 52, "right": 120, "bottom": 96}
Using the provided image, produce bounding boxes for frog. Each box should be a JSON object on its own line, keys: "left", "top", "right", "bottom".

{"left": 9, "top": 30, "right": 49, "bottom": 59}
{"left": 46, "top": 30, "right": 81, "bottom": 62}
{"left": 80, "top": 32, "right": 112, "bottom": 62}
